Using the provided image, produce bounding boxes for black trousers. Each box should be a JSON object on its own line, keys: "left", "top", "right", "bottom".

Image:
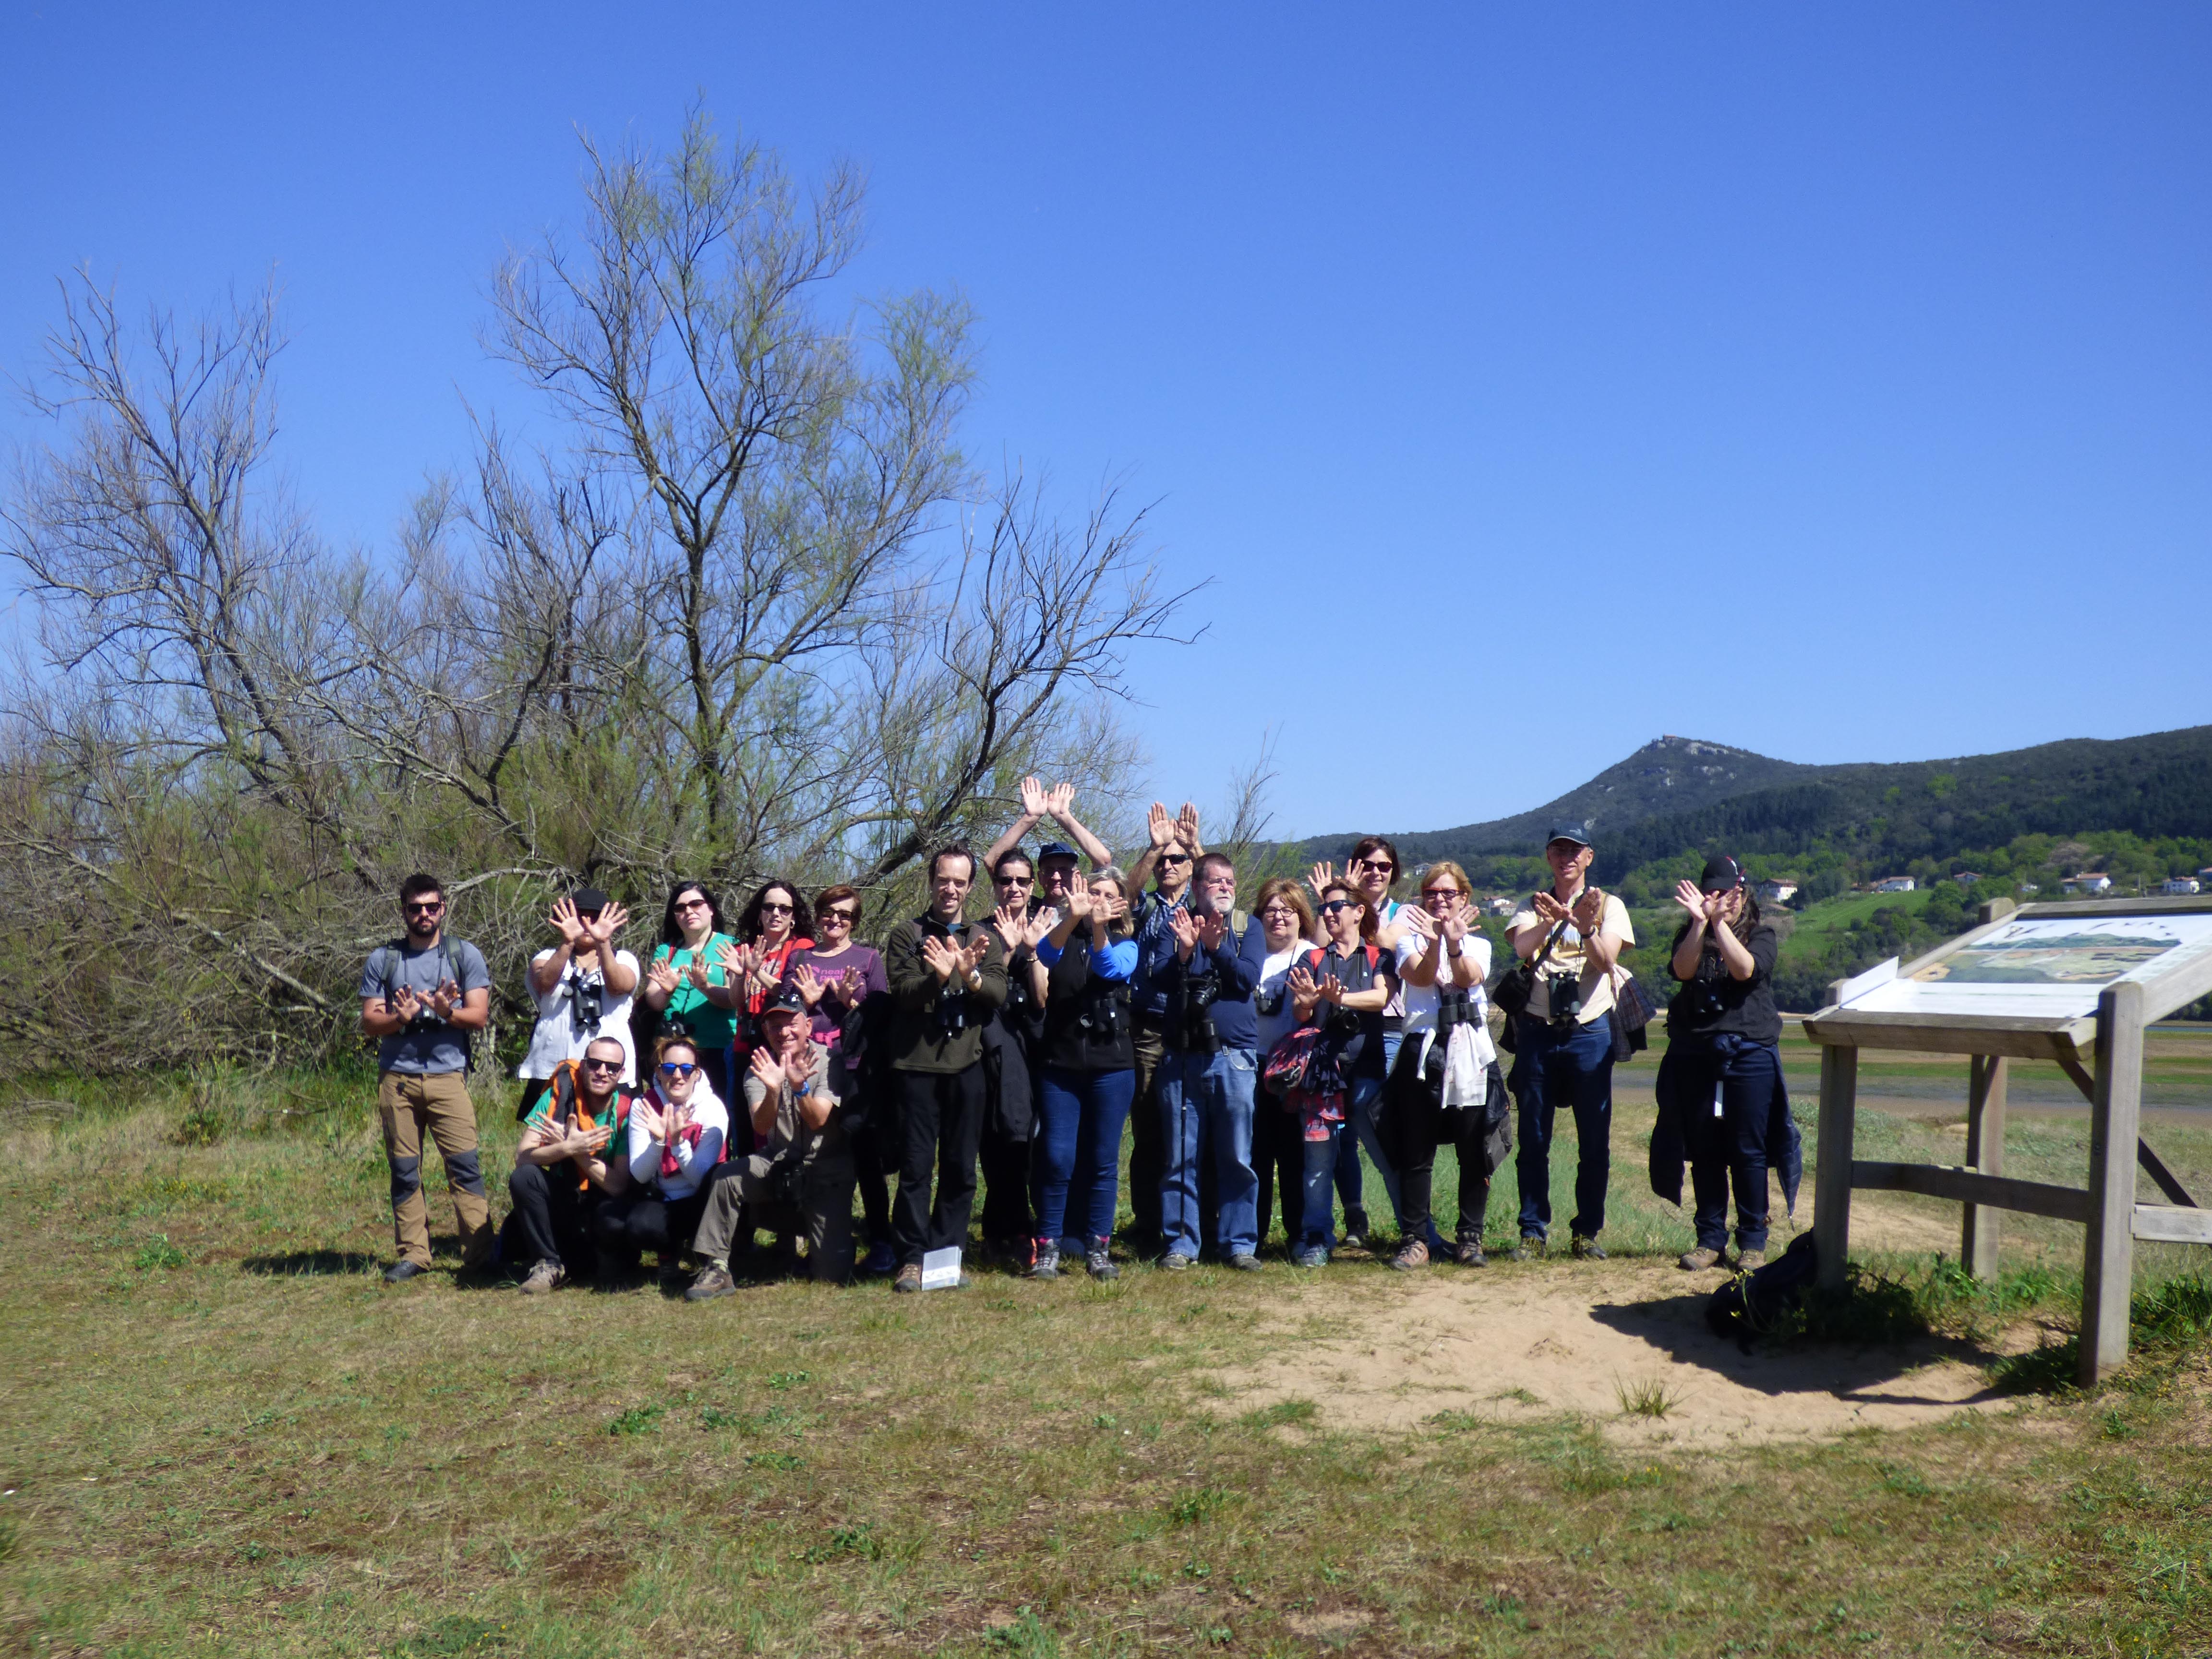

{"left": 1251, "top": 1083, "right": 1306, "bottom": 1251}
{"left": 594, "top": 1187, "right": 710, "bottom": 1267}
{"left": 1127, "top": 1017, "right": 1168, "bottom": 1240}
{"left": 892, "top": 1064, "right": 987, "bottom": 1266}
{"left": 506, "top": 1159, "right": 601, "bottom": 1271}
{"left": 978, "top": 1120, "right": 1035, "bottom": 1245}
{"left": 1395, "top": 1087, "right": 1494, "bottom": 1242}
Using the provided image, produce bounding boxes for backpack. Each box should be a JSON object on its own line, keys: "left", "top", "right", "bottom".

{"left": 1705, "top": 1232, "right": 1819, "bottom": 1343}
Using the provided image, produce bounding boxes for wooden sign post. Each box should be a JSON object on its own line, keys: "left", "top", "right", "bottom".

{"left": 1803, "top": 894, "right": 2212, "bottom": 1386}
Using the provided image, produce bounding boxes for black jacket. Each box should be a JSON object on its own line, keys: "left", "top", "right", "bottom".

{"left": 1038, "top": 921, "right": 1135, "bottom": 1073}
{"left": 1647, "top": 1035, "right": 1803, "bottom": 1213}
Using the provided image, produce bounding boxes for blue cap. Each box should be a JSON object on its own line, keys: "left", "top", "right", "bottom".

{"left": 1546, "top": 821, "right": 1592, "bottom": 849}
{"left": 1037, "top": 841, "right": 1080, "bottom": 864}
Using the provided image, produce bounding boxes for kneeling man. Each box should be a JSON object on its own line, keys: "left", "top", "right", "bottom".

{"left": 509, "top": 1034, "right": 637, "bottom": 1293}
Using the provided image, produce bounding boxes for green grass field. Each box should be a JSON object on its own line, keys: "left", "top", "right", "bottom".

{"left": 4, "top": 1061, "right": 2212, "bottom": 1657}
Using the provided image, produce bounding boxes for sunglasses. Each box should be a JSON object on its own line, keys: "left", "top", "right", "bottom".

{"left": 817, "top": 909, "right": 858, "bottom": 924}
{"left": 404, "top": 901, "right": 444, "bottom": 915}
{"left": 1352, "top": 859, "right": 1395, "bottom": 875}
{"left": 658, "top": 1062, "right": 698, "bottom": 1078}
{"left": 1421, "top": 890, "right": 1461, "bottom": 903}
{"left": 759, "top": 901, "right": 794, "bottom": 915}
{"left": 996, "top": 873, "right": 1033, "bottom": 885}
{"left": 1159, "top": 853, "right": 1191, "bottom": 866}
{"left": 1320, "top": 899, "right": 1358, "bottom": 915}
{"left": 674, "top": 897, "right": 710, "bottom": 911}
{"left": 581, "top": 1058, "right": 623, "bottom": 1073}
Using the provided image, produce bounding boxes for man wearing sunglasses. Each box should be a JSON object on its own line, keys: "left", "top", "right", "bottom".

{"left": 1122, "top": 798, "right": 1205, "bottom": 1252}
{"left": 508, "top": 1035, "right": 638, "bottom": 1293}
{"left": 358, "top": 872, "right": 494, "bottom": 1283}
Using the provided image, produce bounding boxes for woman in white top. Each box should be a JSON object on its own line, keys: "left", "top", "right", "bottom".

{"left": 516, "top": 888, "right": 639, "bottom": 1120}
{"left": 1385, "top": 860, "right": 1503, "bottom": 1269}
{"left": 593, "top": 1033, "right": 729, "bottom": 1276}
{"left": 1250, "top": 878, "right": 1315, "bottom": 1254}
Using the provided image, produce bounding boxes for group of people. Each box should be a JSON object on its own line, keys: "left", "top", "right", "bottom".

{"left": 357, "top": 780, "right": 1799, "bottom": 1298}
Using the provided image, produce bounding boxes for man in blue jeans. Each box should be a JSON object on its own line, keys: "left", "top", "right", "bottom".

{"left": 1154, "top": 853, "right": 1265, "bottom": 1270}
{"left": 1506, "top": 823, "right": 1636, "bottom": 1260}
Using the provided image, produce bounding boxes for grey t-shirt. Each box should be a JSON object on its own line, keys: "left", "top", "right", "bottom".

{"left": 358, "top": 937, "right": 493, "bottom": 1075}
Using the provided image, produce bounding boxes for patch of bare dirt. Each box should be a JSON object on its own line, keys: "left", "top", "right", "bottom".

{"left": 1212, "top": 1261, "right": 2022, "bottom": 1447}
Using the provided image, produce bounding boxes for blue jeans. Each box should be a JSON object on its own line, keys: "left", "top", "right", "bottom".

{"left": 1331, "top": 1033, "right": 1401, "bottom": 1228}
{"left": 1299, "top": 1119, "right": 1345, "bottom": 1257}
{"left": 1037, "top": 1067, "right": 1135, "bottom": 1249}
{"left": 1160, "top": 1047, "right": 1260, "bottom": 1259}
{"left": 1676, "top": 1038, "right": 1781, "bottom": 1252}
{"left": 1513, "top": 1016, "right": 1616, "bottom": 1242}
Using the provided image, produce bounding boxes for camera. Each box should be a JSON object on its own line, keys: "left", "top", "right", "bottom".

{"left": 1077, "top": 988, "right": 1124, "bottom": 1045}
{"left": 1544, "top": 970, "right": 1583, "bottom": 1030}
{"left": 1175, "top": 970, "right": 1220, "bottom": 1053}
{"left": 1254, "top": 985, "right": 1286, "bottom": 1018}
{"left": 401, "top": 1000, "right": 445, "bottom": 1034}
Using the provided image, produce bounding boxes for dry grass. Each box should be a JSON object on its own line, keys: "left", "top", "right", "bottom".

{"left": 2, "top": 1067, "right": 2211, "bottom": 1656}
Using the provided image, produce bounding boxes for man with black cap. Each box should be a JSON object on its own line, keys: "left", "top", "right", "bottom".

{"left": 1505, "top": 822, "right": 1635, "bottom": 1261}
{"left": 1654, "top": 855, "right": 1799, "bottom": 1272}
{"left": 685, "top": 982, "right": 858, "bottom": 1296}
{"left": 516, "top": 887, "right": 640, "bottom": 1121}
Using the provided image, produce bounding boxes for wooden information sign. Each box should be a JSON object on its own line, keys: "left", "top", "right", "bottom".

{"left": 1803, "top": 894, "right": 2212, "bottom": 1385}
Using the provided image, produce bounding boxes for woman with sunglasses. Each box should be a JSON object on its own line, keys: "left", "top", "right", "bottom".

{"left": 720, "top": 881, "right": 815, "bottom": 1084}
{"left": 1383, "top": 861, "right": 1503, "bottom": 1270}
{"left": 594, "top": 1034, "right": 729, "bottom": 1281}
{"left": 784, "top": 885, "right": 894, "bottom": 1274}
{"left": 1250, "top": 878, "right": 1316, "bottom": 1254}
{"left": 1286, "top": 879, "right": 1397, "bottom": 1267}
{"left": 1306, "top": 835, "right": 1407, "bottom": 1251}
{"left": 641, "top": 882, "right": 739, "bottom": 1109}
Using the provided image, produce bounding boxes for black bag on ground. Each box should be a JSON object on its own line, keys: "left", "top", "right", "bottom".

{"left": 1705, "top": 1232, "right": 1819, "bottom": 1341}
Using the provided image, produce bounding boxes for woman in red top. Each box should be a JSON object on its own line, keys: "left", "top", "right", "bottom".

{"left": 717, "top": 878, "right": 814, "bottom": 1122}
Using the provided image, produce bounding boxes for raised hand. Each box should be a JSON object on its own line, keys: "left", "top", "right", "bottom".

{"left": 1287, "top": 964, "right": 1318, "bottom": 1000}
{"left": 838, "top": 964, "right": 866, "bottom": 1003}
{"left": 1095, "top": 888, "right": 1129, "bottom": 925}
{"left": 1023, "top": 908, "right": 1058, "bottom": 949}
{"left": 1672, "top": 878, "right": 1708, "bottom": 921}
{"left": 1169, "top": 904, "right": 1199, "bottom": 962}
{"left": 1571, "top": 886, "right": 1606, "bottom": 934}
{"left": 1194, "top": 911, "right": 1228, "bottom": 953}
{"left": 792, "top": 962, "right": 828, "bottom": 1007}
{"left": 587, "top": 902, "right": 629, "bottom": 946}
{"left": 1320, "top": 971, "right": 1345, "bottom": 1005}
{"left": 1532, "top": 890, "right": 1573, "bottom": 926}
{"left": 1176, "top": 802, "right": 1203, "bottom": 856}
{"left": 548, "top": 894, "right": 587, "bottom": 945}
{"left": 1147, "top": 802, "right": 1175, "bottom": 849}
{"left": 1401, "top": 903, "right": 1439, "bottom": 941}
{"left": 1045, "top": 781, "right": 1075, "bottom": 818}
{"left": 632, "top": 1099, "right": 666, "bottom": 1143}
{"left": 1307, "top": 861, "right": 1337, "bottom": 901}
{"left": 1019, "top": 774, "right": 1050, "bottom": 817}
{"left": 430, "top": 978, "right": 461, "bottom": 1020}
{"left": 390, "top": 984, "right": 422, "bottom": 1022}
{"left": 960, "top": 933, "right": 994, "bottom": 976}
{"left": 1063, "top": 876, "right": 1096, "bottom": 924}
{"left": 921, "top": 934, "right": 963, "bottom": 984}
{"left": 646, "top": 957, "right": 681, "bottom": 997}
{"left": 991, "top": 903, "right": 1026, "bottom": 956}
{"left": 748, "top": 1045, "right": 788, "bottom": 1095}
{"left": 1443, "top": 898, "right": 1473, "bottom": 941}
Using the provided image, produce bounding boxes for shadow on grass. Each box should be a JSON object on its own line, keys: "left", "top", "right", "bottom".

{"left": 242, "top": 1250, "right": 380, "bottom": 1277}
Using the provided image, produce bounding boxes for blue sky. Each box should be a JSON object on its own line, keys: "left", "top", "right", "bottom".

{"left": 5, "top": 4, "right": 2208, "bottom": 842}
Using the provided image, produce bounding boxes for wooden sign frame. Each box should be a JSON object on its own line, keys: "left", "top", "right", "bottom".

{"left": 1802, "top": 894, "right": 2212, "bottom": 1385}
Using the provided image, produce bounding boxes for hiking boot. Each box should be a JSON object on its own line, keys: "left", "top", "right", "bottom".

{"left": 1571, "top": 1235, "right": 1607, "bottom": 1261}
{"left": 383, "top": 1259, "right": 429, "bottom": 1284}
{"left": 892, "top": 1264, "right": 922, "bottom": 1294}
{"left": 1511, "top": 1235, "right": 1545, "bottom": 1262}
{"left": 1338, "top": 1230, "right": 1366, "bottom": 1254}
{"left": 1735, "top": 1248, "right": 1768, "bottom": 1272}
{"left": 1454, "top": 1240, "right": 1487, "bottom": 1268}
{"left": 685, "top": 1262, "right": 735, "bottom": 1302}
{"left": 1160, "top": 1251, "right": 1196, "bottom": 1273}
{"left": 1085, "top": 1244, "right": 1120, "bottom": 1281}
{"left": 1390, "top": 1238, "right": 1429, "bottom": 1272}
{"left": 519, "top": 1259, "right": 565, "bottom": 1296}
{"left": 860, "top": 1240, "right": 897, "bottom": 1277}
{"left": 1229, "top": 1253, "right": 1262, "bottom": 1273}
{"left": 1029, "top": 1242, "right": 1061, "bottom": 1280}
{"left": 1678, "top": 1247, "right": 1726, "bottom": 1272}
{"left": 1291, "top": 1247, "right": 1330, "bottom": 1269}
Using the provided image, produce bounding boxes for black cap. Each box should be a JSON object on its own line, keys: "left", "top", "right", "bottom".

{"left": 1545, "top": 821, "right": 1593, "bottom": 850}
{"left": 571, "top": 886, "right": 609, "bottom": 914}
{"left": 758, "top": 982, "right": 810, "bottom": 1022}
{"left": 1698, "top": 855, "right": 1744, "bottom": 894}
{"left": 1037, "top": 841, "right": 1080, "bottom": 864}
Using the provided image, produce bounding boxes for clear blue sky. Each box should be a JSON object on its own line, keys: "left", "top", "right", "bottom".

{"left": 5, "top": 4, "right": 2208, "bottom": 842}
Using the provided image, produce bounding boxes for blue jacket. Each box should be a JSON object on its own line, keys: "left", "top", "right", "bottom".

{"left": 1151, "top": 915, "right": 1265, "bottom": 1049}
{"left": 1130, "top": 889, "right": 1187, "bottom": 1021}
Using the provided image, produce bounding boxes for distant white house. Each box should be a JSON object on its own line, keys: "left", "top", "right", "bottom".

{"left": 1482, "top": 896, "right": 1515, "bottom": 917}
{"left": 2062, "top": 873, "right": 2114, "bottom": 895}
{"left": 2162, "top": 877, "right": 2202, "bottom": 896}
{"left": 1755, "top": 878, "right": 1799, "bottom": 903}
{"left": 2020, "top": 881, "right": 2040, "bottom": 895}
{"left": 1952, "top": 871, "right": 1983, "bottom": 887}
{"left": 1873, "top": 877, "right": 1916, "bottom": 893}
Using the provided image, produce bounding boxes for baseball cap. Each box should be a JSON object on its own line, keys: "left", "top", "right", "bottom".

{"left": 1698, "top": 855, "right": 1744, "bottom": 894}
{"left": 1545, "top": 821, "right": 1593, "bottom": 850}
{"left": 571, "top": 886, "right": 610, "bottom": 914}
{"left": 1037, "top": 840, "right": 1080, "bottom": 864}
{"left": 759, "top": 982, "right": 810, "bottom": 1021}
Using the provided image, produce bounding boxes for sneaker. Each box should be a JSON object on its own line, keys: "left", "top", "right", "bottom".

{"left": 1511, "top": 1235, "right": 1545, "bottom": 1261}
{"left": 1160, "top": 1252, "right": 1196, "bottom": 1273}
{"left": 1229, "top": 1253, "right": 1262, "bottom": 1273}
{"left": 1454, "top": 1240, "right": 1487, "bottom": 1268}
{"left": 1029, "top": 1241, "right": 1060, "bottom": 1279}
{"left": 1390, "top": 1238, "right": 1429, "bottom": 1272}
{"left": 892, "top": 1264, "right": 922, "bottom": 1294}
{"left": 1735, "top": 1248, "right": 1767, "bottom": 1272}
{"left": 383, "top": 1260, "right": 428, "bottom": 1284}
{"left": 519, "top": 1259, "right": 565, "bottom": 1296}
{"left": 685, "top": 1262, "right": 735, "bottom": 1302}
{"left": 1571, "top": 1235, "right": 1607, "bottom": 1261}
{"left": 1339, "top": 1231, "right": 1366, "bottom": 1254}
{"left": 1678, "top": 1247, "right": 1726, "bottom": 1272}
{"left": 1292, "top": 1248, "right": 1330, "bottom": 1269}
{"left": 1085, "top": 1244, "right": 1120, "bottom": 1281}
{"left": 860, "top": 1240, "right": 897, "bottom": 1277}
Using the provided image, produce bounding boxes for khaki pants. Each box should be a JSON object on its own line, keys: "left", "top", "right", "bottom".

{"left": 377, "top": 1070, "right": 493, "bottom": 1268}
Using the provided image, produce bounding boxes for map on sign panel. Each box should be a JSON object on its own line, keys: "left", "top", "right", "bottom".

{"left": 1840, "top": 914, "right": 2212, "bottom": 1019}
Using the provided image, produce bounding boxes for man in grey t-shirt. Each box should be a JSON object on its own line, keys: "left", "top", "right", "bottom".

{"left": 358, "top": 872, "right": 494, "bottom": 1282}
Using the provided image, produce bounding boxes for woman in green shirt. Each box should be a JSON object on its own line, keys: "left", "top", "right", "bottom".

{"left": 641, "top": 881, "right": 740, "bottom": 1105}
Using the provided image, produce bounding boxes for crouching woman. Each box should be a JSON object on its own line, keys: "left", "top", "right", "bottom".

{"left": 685, "top": 984, "right": 857, "bottom": 1298}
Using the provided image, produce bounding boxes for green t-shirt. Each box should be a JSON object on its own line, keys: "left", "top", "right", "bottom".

{"left": 653, "top": 933, "right": 737, "bottom": 1049}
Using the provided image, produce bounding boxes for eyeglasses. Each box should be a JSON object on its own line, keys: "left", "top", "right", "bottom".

{"left": 1421, "top": 889, "right": 1461, "bottom": 904}
{"left": 760, "top": 901, "right": 793, "bottom": 915}
{"left": 817, "top": 909, "right": 857, "bottom": 925}
{"left": 1352, "top": 858, "right": 1395, "bottom": 875}
{"left": 1320, "top": 899, "right": 1357, "bottom": 915}
{"left": 404, "top": 901, "right": 444, "bottom": 916}
{"left": 581, "top": 1058, "right": 623, "bottom": 1073}
{"left": 658, "top": 1062, "right": 698, "bottom": 1078}
{"left": 1260, "top": 906, "right": 1299, "bottom": 922}
{"left": 674, "top": 897, "right": 710, "bottom": 912}
{"left": 1159, "top": 853, "right": 1191, "bottom": 866}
